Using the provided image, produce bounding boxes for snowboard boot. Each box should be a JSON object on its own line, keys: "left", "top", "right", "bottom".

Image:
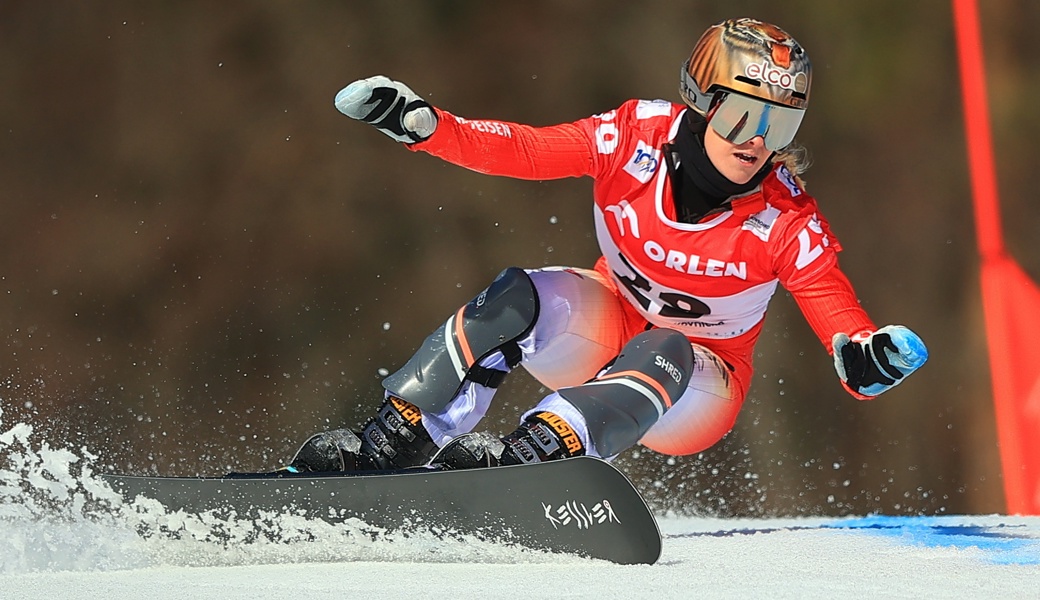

{"left": 433, "top": 411, "right": 586, "bottom": 470}
{"left": 286, "top": 396, "right": 438, "bottom": 472}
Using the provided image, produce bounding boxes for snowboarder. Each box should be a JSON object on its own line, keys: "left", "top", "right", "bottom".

{"left": 286, "top": 17, "right": 928, "bottom": 473}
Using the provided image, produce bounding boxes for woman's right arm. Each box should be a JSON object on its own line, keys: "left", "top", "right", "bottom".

{"left": 407, "top": 107, "right": 595, "bottom": 181}
{"left": 335, "top": 75, "right": 598, "bottom": 181}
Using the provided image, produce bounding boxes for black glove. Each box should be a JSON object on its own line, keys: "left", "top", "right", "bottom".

{"left": 334, "top": 75, "right": 437, "bottom": 143}
{"left": 832, "top": 325, "right": 928, "bottom": 398}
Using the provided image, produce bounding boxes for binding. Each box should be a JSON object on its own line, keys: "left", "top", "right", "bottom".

{"left": 432, "top": 412, "right": 585, "bottom": 470}
{"left": 287, "top": 396, "right": 437, "bottom": 472}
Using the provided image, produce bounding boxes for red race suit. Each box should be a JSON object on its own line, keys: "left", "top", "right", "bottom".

{"left": 409, "top": 98, "right": 875, "bottom": 398}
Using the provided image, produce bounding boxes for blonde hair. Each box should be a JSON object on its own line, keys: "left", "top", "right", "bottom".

{"left": 774, "top": 142, "right": 812, "bottom": 189}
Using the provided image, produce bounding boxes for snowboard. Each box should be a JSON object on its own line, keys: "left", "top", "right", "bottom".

{"left": 102, "top": 456, "right": 662, "bottom": 565}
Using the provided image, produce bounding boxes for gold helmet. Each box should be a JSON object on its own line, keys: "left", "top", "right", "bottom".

{"left": 679, "top": 18, "right": 812, "bottom": 150}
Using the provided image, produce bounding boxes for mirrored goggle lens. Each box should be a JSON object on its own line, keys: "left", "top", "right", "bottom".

{"left": 708, "top": 92, "right": 805, "bottom": 151}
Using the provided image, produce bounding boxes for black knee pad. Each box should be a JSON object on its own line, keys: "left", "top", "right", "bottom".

{"left": 382, "top": 267, "right": 539, "bottom": 412}
{"left": 558, "top": 328, "right": 693, "bottom": 457}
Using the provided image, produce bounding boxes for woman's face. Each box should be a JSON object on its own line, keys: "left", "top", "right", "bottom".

{"left": 702, "top": 125, "right": 772, "bottom": 185}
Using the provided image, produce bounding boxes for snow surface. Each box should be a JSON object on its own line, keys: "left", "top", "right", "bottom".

{"left": 2, "top": 409, "right": 1039, "bottom": 599}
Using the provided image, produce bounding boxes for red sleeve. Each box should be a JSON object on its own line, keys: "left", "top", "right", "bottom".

{"left": 773, "top": 210, "right": 840, "bottom": 290}
{"left": 789, "top": 266, "right": 876, "bottom": 353}
{"left": 406, "top": 107, "right": 596, "bottom": 180}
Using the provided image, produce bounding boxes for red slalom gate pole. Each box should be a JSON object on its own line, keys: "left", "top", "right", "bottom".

{"left": 952, "top": 0, "right": 1040, "bottom": 514}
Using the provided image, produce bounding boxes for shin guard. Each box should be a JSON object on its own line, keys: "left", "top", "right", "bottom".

{"left": 558, "top": 328, "right": 693, "bottom": 457}
{"left": 382, "top": 267, "right": 539, "bottom": 412}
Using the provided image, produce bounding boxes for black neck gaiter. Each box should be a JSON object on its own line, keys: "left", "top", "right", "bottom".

{"left": 667, "top": 110, "right": 772, "bottom": 223}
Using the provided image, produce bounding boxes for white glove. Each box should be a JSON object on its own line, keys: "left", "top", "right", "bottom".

{"left": 832, "top": 325, "right": 928, "bottom": 399}
{"left": 334, "top": 75, "right": 437, "bottom": 143}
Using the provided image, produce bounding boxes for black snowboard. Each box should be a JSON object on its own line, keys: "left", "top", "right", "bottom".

{"left": 102, "top": 456, "right": 662, "bottom": 565}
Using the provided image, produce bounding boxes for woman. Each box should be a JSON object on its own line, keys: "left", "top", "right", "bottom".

{"left": 286, "top": 18, "right": 927, "bottom": 472}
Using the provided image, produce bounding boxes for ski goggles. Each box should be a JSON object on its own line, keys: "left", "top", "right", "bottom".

{"left": 706, "top": 90, "right": 805, "bottom": 151}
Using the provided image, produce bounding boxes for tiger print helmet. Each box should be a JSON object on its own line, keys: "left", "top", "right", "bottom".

{"left": 679, "top": 18, "right": 812, "bottom": 115}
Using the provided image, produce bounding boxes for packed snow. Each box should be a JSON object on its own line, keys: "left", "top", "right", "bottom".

{"left": 2, "top": 407, "right": 1038, "bottom": 599}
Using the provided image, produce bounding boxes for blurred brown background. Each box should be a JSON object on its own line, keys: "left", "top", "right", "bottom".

{"left": 2, "top": 0, "right": 1037, "bottom": 517}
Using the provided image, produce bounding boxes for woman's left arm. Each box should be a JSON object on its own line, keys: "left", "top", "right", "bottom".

{"left": 791, "top": 267, "right": 928, "bottom": 400}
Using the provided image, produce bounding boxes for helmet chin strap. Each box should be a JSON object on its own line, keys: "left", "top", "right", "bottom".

{"left": 667, "top": 110, "right": 772, "bottom": 223}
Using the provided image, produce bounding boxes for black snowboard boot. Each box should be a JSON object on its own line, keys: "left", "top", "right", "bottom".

{"left": 286, "top": 396, "right": 438, "bottom": 472}
{"left": 433, "top": 411, "right": 586, "bottom": 470}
